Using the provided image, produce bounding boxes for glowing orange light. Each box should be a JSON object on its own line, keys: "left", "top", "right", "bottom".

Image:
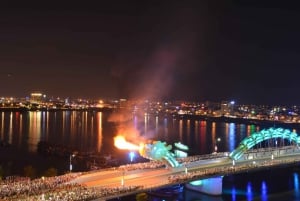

{"left": 114, "top": 135, "right": 140, "bottom": 150}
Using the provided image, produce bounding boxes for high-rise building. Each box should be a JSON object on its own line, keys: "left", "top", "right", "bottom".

{"left": 221, "top": 100, "right": 235, "bottom": 115}
{"left": 30, "top": 92, "right": 44, "bottom": 104}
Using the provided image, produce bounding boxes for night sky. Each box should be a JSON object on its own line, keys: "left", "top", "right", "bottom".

{"left": 1, "top": 1, "right": 300, "bottom": 105}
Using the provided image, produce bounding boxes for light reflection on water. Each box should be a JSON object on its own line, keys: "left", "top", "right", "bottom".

{"left": 261, "top": 181, "right": 268, "bottom": 201}
{"left": 294, "top": 173, "right": 300, "bottom": 198}
{"left": 228, "top": 123, "right": 235, "bottom": 152}
{"left": 231, "top": 187, "right": 236, "bottom": 201}
{"left": 246, "top": 182, "right": 253, "bottom": 201}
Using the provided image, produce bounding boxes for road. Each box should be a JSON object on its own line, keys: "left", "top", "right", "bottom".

{"left": 71, "top": 156, "right": 234, "bottom": 190}
{"left": 69, "top": 147, "right": 300, "bottom": 200}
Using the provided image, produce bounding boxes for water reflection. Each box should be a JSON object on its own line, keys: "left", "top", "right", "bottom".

{"left": 184, "top": 189, "right": 224, "bottom": 201}
{"left": 18, "top": 113, "right": 23, "bottom": 146}
{"left": 155, "top": 116, "right": 159, "bottom": 135}
{"left": 1, "top": 113, "right": 4, "bottom": 140}
{"left": 246, "top": 182, "right": 253, "bottom": 201}
{"left": 247, "top": 125, "right": 256, "bottom": 136}
{"left": 4, "top": 110, "right": 300, "bottom": 158}
{"left": 231, "top": 186, "right": 236, "bottom": 201}
{"left": 199, "top": 121, "right": 207, "bottom": 153}
{"left": 294, "top": 173, "right": 299, "bottom": 197}
{"left": 211, "top": 122, "right": 216, "bottom": 152}
{"left": 97, "top": 112, "right": 103, "bottom": 153}
{"left": 187, "top": 119, "right": 190, "bottom": 145}
{"left": 28, "top": 112, "right": 41, "bottom": 152}
{"left": 163, "top": 117, "right": 168, "bottom": 139}
{"left": 8, "top": 112, "right": 13, "bottom": 145}
{"left": 261, "top": 181, "right": 267, "bottom": 201}
{"left": 179, "top": 119, "right": 183, "bottom": 141}
{"left": 228, "top": 123, "right": 235, "bottom": 152}
{"left": 3, "top": 111, "right": 300, "bottom": 156}
{"left": 41, "top": 112, "right": 47, "bottom": 142}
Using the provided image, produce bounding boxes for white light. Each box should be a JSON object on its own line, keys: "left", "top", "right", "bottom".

{"left": 129, "top": 151, "right": 135, "bottom": 162}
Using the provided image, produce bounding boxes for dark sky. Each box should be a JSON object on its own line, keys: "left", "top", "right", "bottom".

{"left": 1, "top": 1, "right": 300, "bottom": 105}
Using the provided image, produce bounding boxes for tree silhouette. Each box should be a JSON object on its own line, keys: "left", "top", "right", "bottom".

{"left": 23, "top": 165, "right": 36, "bottom": 179}
{"left": 43, "top": 167, "right": 57, "bottom": 177}
{"left": 0, "top": 165, "right": 4, "bottom": 180}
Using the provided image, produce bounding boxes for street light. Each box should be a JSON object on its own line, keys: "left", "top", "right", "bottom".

{"left": 129, "top": 151, "right": 135, "bottom": 163}
{"left": 214, "top": 137, "right": 221, "bottom": 153}
{"left": 69, "top": 154, "right": 76, "bottom": 172}
{"left": 121, "top": 170, "right": 125, "bottom": 187}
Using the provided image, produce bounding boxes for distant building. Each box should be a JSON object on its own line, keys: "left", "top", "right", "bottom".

{"left": 30, "top": 92, "right": 45, "bottom": 104}
{"left": 221, "top": 101, "right": 235, "bottom": 116}
{"left": 205, "top": 101, "right": 220, "bottom": 114}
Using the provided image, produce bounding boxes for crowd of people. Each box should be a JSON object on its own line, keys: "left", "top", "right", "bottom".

{"left": 2, "top": 153, "right": 267, "bottom": 200}
{"left": 0, "top": 153, "right": 233, "bottom": 200}
{"left": 0, "top": 173, "right": 80, "bottom": 200}
{"left": 0, "top": 173, "right": 143, "bottom": 201}
{"left": 119, "top": 160, "right": 166, "bottom": 171}
{"left": 18, "top": 184, "right": 142, "bottom": 201}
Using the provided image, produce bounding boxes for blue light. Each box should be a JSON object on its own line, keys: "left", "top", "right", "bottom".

{"left": 189, "top": 180, "right": 203, "bottom": 186}
{"left": 261, "top": 181, "right": 267, "bottom": 201}
{"left": 232, "top": 186, "right": 236, "bottom": 201}
{"left": 229, "top": 123, "right": 235, "bottom": 152}
{"left": 129, "top": 151, "right": 135, "bottom": 162}
{"left": 294, "top": 173, "right": 299, "bottom": 194}
{"left": 247, "top": 182, "right": 253, "bottom": 201}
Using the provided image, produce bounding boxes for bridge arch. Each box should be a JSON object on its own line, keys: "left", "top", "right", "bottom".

{"left": 229, "top": 127, "right": 300, "bottom": 160}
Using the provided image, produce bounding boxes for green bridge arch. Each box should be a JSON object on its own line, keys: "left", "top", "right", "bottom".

{"left": 229, "top": 127, "right": 300, "bottom": 161}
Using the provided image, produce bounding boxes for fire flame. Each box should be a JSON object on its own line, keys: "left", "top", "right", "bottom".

{"left": 114, "top": 135, "right": 140, "bottom": 150}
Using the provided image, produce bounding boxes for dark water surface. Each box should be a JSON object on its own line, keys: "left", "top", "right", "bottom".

{"left": 0, "top": 110, "right": 300, "bottom": 200}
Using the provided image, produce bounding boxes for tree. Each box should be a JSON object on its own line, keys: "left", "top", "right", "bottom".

{"left": 0, "top": 165, "right": 4, "bottom": 180}
{"left": 23, "top": 165, "right": 36, "bottom": 179}
{"left": 43, "top": 167, "right": 57, "bottom": 177}
{"left": 136, "top": 193, "right": 148, "bottom": 201}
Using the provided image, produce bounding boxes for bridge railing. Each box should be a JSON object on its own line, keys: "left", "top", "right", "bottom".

{"left": 240, "top": 145, "right": 300, "bottom": 160}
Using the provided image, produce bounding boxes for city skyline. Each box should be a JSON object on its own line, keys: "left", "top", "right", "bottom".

{"left": 1, "top": 1, "right": 300, "bottom": 105}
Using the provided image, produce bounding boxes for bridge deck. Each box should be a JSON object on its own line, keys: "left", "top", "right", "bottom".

{"left": 70, "top": 147, "right": 300, "bottom": 200}
{"left": 2, "top": 147, "right": 300, "bottom": 200}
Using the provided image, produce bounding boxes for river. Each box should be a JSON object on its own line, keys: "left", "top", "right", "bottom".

{"left": 0, "top": 110, "right": 299, "bottom": 201}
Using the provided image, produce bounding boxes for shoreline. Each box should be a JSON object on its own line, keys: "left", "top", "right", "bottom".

{"left": 174, "top": 114, "right": 300, "bottom": 128}
{"left": 0, "top": 107, "right": 298, "bottom": 128}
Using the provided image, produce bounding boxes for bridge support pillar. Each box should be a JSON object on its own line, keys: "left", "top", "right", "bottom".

{"left": 185, "top": 176, "right": 223, "bottom": 195}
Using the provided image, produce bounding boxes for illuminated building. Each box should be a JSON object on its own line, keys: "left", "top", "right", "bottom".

{"left": 30, "top": 92, "right": 44, "bottom": 104}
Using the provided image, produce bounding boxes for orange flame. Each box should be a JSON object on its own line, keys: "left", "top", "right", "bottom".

{"left": 114, "top": 135, "right": 140, "bottom": 150}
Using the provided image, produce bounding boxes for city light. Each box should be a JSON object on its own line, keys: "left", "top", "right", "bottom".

{"left": 129, "top": 151, "right": 135, "bottom": 162}
{"left": 69, "top": 154, "right": 76, "bottom": 172}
